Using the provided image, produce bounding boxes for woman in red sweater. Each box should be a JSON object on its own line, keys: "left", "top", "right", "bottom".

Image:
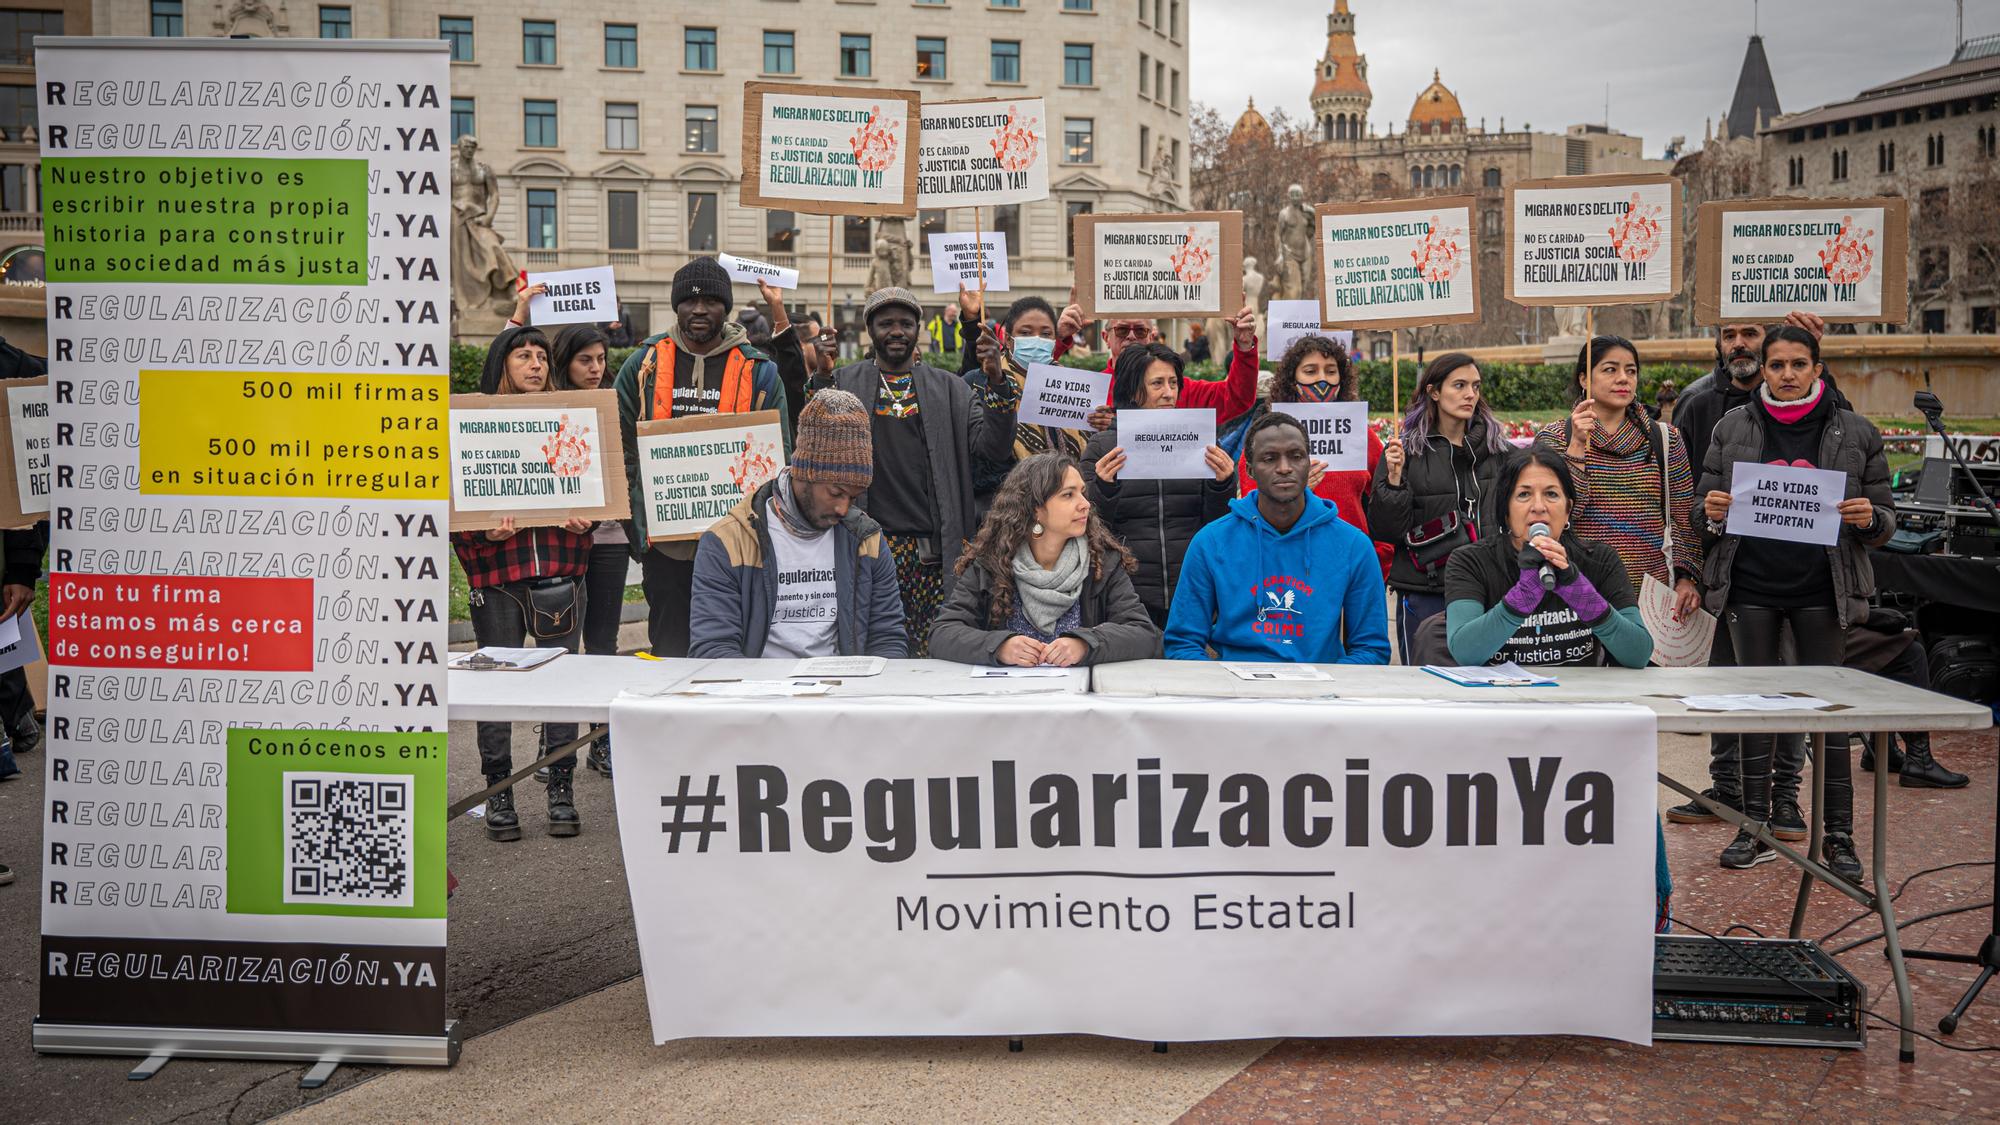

{"left": 1237, "top": 335, "right": 1393, "bottom": 577}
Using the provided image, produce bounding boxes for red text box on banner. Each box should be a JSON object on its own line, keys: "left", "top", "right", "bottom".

{"left": 48, "top": 574, "right": 312, "bottom": 670}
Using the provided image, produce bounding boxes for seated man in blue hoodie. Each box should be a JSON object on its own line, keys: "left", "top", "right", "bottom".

{"left": 1165, "top": 413, "right": 1391, "bottom": 665}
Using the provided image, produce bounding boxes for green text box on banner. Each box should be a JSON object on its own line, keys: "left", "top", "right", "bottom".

{"left": 226, "top": 728, "right": 448, "bottom": 919}
{"left": 43, "top": 157, "right": 368, "bottom": 284}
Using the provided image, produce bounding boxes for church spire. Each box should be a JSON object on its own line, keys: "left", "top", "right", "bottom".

{"left": 1726, "top": 34, "right": 1781, "bottom": 140}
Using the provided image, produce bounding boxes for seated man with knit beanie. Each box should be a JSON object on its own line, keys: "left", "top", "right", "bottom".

{"left": 616, "top": 257, "right": 804, "bottom": 657}
{"left": 689, "top": 389, "right": 909, "bottom": 659}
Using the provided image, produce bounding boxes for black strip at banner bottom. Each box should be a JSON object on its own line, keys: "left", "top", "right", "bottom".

{"left": 39, "top": 935, "right": 447, "bottom": 1037}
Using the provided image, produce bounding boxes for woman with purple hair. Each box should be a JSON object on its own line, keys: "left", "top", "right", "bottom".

{"left": 1368, "top": 353, "right": 1512, "bottom": 662}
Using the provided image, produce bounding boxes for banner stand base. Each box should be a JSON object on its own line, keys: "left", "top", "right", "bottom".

{"left": 33, "top": 1019, "right": 460, "bottom": 1070}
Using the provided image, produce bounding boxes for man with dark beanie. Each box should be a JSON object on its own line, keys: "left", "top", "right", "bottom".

{"left": 689, "top": 389, "right": 907, "bottom": 658}
{"left": 615, "top": 258, "right": 807, "bottom": 656}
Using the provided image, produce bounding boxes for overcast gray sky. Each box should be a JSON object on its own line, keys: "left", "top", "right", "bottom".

{"left": 1191, "top": 0, "right": 1999, "bottom": 157}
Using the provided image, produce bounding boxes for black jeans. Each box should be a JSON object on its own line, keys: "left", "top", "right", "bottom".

{"left": 1704, "top": 622, "right": 1808, "bottom": 800}
{"left": 582, "top": 541, "right": 629, "bottom": 657}
{"left": 1396, "top": 592, "right": 1448, "bottom": 667}
{"left": 641, "top": 551, "right": 696, "bottom": 658}
{"left": 1726, "top": 603, "right": 1851, "bottom": 832}
{"left": 468, "top": 580, "right": 583, "bottom": 779}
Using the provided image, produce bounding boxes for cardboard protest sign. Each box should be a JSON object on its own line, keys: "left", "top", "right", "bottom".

{"left": 1506, "top": 174, "right": 1682, "bottom": 306}
{"left": 917, "top": 98, "right": 1050, "bottom": 209}
{"left": 1271, "top": 401, "right": 1370, "bottom": 472}
{"left": 635, "top": 411, "right": 786, "bottom": 542}
{"left": 447, "top": 390, "right": 629, "bottom": 531}
{"left": 741, "top": 82, "right": 921, "bottom": 217}
{"left": 1019, "top": 363, "right": 1110, "bottom": 430}
{"left": 928, "top": 232, "right": 1010, "bottom": 293}
{"left": 1264, "top": 300, "right": 1355, "bottom": 361}
{"left": 1726, "top": 461, "right": 1846, "bottom": 546}
{"left": 1116, "top": 407, "right": 1216, "bottom": 480}
{"left": 0, "top": 377, "right": 48, "bottom": 527}
{"left": 1074, "top": 211, "right": 1244, "bottom": 319}
{"left": 1696, "top": 197, "right": 1909, "bottom": 325}
{"left": 1316, "top": 197, "right": 1481, "bottom": 328}
{"left": 719, "top": 251, "right": 800, "bottom": 290}
{"left": 526, "top": 265, "right": 618, "bottom": 327}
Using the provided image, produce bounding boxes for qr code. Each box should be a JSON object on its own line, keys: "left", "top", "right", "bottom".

{"left": 282, "top": 771, "right": 415, "bottom": 908}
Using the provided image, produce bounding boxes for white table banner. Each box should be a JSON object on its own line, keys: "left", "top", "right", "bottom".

{"left": 610, "top": 694, "right": 1657, "bottom": 1044}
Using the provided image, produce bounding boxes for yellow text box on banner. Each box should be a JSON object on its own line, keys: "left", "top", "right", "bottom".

{"left": 139, "top": 371, "right": 446, "bottom": 499}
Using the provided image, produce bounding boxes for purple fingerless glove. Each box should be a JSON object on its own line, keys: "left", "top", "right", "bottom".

{"left": 1502, "top": 568, "right": 1543, "bottom": 615}
{"left": 1554, "top": 570, "right": 1611, "bottom": 626}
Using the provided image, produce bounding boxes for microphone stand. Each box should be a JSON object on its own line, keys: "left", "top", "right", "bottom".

{"left": 1916, "top": 389, "right": 2000, "bottom": 529}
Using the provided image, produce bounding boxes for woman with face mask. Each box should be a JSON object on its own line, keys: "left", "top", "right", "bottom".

{"left": 1237, "top": 335, "right": 1391, "bottom": 578}
{"left": 1698, "top": 325, "right": 1893, "bottom": 883}
{"left": 549, "top": 324, "right": 620, "bottom": 778}
{"left": 959, "top": 291, "right": 1088, "bottom": 520}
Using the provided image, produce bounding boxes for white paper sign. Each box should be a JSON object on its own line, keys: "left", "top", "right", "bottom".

{"left": 1726, "top": 462, "right": 1847, "bottom": 546}
{"left": 917, "top": 98, "right": 1049, "bottom": 209}
{"left": 1116, "top": 407, "right": 1216, "bottom": 480}
{"left": 1319, "top": 205, "right": 1476, "bottom": 322}
{"left": 1271, "top": 401, "right": 1369, "bottom": 472}
{"left": 526, "top": 265, "right": 618, "bottom": 326}
{"left": 449, "top": 407, "right": 609, "bottom": 512}
{"left": 1512, "top": 181, "right": 1676, "bottom": 300}
{"left": 1638, "top": 573, "right": 1715, "bottom": 668}
{"left": 1223, "top": 662, "right": 1332, "bottom": 682}
{"left": 1718, "top": 207, "right": 1886, "bottom": 319}
{"left": 719, "top": 252, "right": 800, "bottom": 290}
{"left": 1095, "top": 220, "right": 1224, "bottom": 315}
{"left": 1020, "top": 363, "right": 1109, "bottom": 430}
{"left": 1265, "top": 300, "right": 1335, "bottom": 361}
{"left": 7, "top": 383, "right": 49, "bottom": 517}
{"left": 636, "top": 417, "right": 786, "bottom": 541}
{"left": 756, "top": 91, "right": 911, "bottom": 207}
{"left": 928, "top": 232, "right": 1011, "bottom": 294}
{"left": 793, "top": 656, "right": 885, "bottom": 678}
{"left": 0, "top": 608, "right": 40, "bottom": 676}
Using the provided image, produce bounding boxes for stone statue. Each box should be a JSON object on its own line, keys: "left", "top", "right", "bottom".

{"left": 868, "top": 217, "right": 912, "bottom": 293}
{"left": 1275, "top": 184, "right": 1316, "bottom": 302}
{"left": 450, "top": 136, "right": 521, "bottom": 324}
{"left": 221, "top": 0, "right": 278, "bottom": 37}
{"left": 1240, "top": 255, "right": 1268, "bottom": 343}
{"left": 1553, "top": 304, "right": 1589, "bottom": 338}
{"left": 1147, "top": 137, "right": 1180, "bottom": 206}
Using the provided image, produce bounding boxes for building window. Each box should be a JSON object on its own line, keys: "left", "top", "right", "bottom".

{"left": 0, "top": 10, "right": 56, "bottom": 64}
{"left": 604, "top": 24, "right": 637, "bottom": 68}
{"left": 1483, "top": 167, "right": 1501, "bottom": 188}
{"left": 1064, "top": 0, "right": 1095, "bottom": 9}
{"left": 1878, "top": 141, "right": 1895, "bottom": 173}
{"left": 1063, "top": 117, "right": 1094, "bottom": 163}
{"left": 607, "top": 191, "right": 639, "bottom": 251}
{"left": 439, "top": 15, "right": 471, "bottom": 60}
{"left": 992, "top": 0, "right": 1021, "bottom": 6}
{"left": 685, "top": 27, "right": 717, "bottom": 71}
{"left": 687, "top": 192, "right": 718, "bottom": 252}
{"left": 1139, "top": 52, "right": 1149, "bottom": 97}
{"left": 917, "top": 209, "right": 947, "bottom": 258}
{"left": 0, "top": 86, "right": 37, "bottom": 141}
{"left": 766, "top": 210, "right": 799, "bottom": 254}
{"left": 916, "top": 37, "right": 947, "bottom": 79}
{"left": 1170, "top": 69, "right": 1180, "bottom": 109}
{"left": 991, "top": 40, "right": 1021, "bottom": 83}
{"left": 1481, "top": 210, "right": 1501, "bottom": 237}
{"left": 523, "top": 99, "right": 558, "bottom": 147}
{"left": 523, "top": 20, "right": 556, "bottom": 65}
{"left": 1139, "top": 124, "right": 1150, "bottom": 169}
{"left": 1919, "top": 246, "right": 1949, "bottom": 289}
{"left": 1920, "top": 187, "right": 1949, "bottom": 220}
{"left": 1138, "top": 0, "right": 1149, "bottom": 26}
{"left": 843, "top": 216, "right": 872, "bottom": 254}
{"left": 0, "top": 164, "right": 27, "bottom": 213}
{"left": 1786, "top": 155, "right": 1803, "bottom": 187}
{"left": 1066, "top": 201, "right": 1092, "bottom": 258}
{"left": 450, "top": 97, "right": 474, "bottom": 141}
{"left": 990, "top": 204, "right": 1020, "bottom": 259}
{"left": 764, "top": 30, "right": 795, "bottom": 74}
{"left": 1831, "top": 149, "right": 1848, "bottom": 181}
{"left": 605, "top": 103, "right": 639, "bottom": 150}
{"left": 1063, "top": 43, "right": 1093, "bottom": 86}
{"left": 840, "top": 34, "right": 871, "bottom": 77}
{"left": 151, "top": 0, "right": 183, "bottom": 37}
{"left": 1410, "top": 166, "right": 1422, "bottom": 189}
{"left": 1155, "top": 61, "right": 1166, "bottom": 102}
{"left": 317, "top": 6, "right": 350, "bottom": 38}
{"left": 1927, "top": 133, "right": 1945, "bottom": 166}
{"left": 526, "top": 189, "right": 557, "bottom": 249}
{"left": 1980, "top": 125, "right": 1998, "bottom": 159}
{"left": 1922, "top": 307, "right": 1946, "bottom": 333}
{"left": 684, "top": 105, "right": 718, "bottom": 153}
{"left": 1973, "top": 305, "right": 1996, "bottom": 335}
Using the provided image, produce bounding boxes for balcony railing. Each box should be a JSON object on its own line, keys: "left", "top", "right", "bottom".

{"left": 0, "top": 213, "right": 38, "bottom": 232}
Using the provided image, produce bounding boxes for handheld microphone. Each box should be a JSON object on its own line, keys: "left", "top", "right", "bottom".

{"left": 1526, "top": 521, "right": 1557, "bottom": 590}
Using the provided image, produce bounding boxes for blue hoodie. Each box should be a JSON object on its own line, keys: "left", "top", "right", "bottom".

{"left": 1164, "top": 492, "right": 1391, "bottom": 665}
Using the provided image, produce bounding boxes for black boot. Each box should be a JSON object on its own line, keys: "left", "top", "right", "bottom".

{"left": 547, "top": 769, "right": 580, "bottom": 837}
{"left": 1666, "top": 787, "right": 1738, "bottom": 824}
{"left": 1859, "top": 737, "right": 1905, "bottom": 774}
{"left": 1897, "top": 733, "right": 1969, "bottom": 789}
{"left": 1721, "top": 758, "right": 1775, "bottom": 870}
{"left": 587, "top": 733, "right": 613, "bottom": 779}
{"left": 1821, "top": 833, "right": 1864, "bottom": 884}
{"left": 484, "top": 778, "right": 521, "bottom": 842}
{"left": 10, "top": 713, "right": 40, "bottom": 755}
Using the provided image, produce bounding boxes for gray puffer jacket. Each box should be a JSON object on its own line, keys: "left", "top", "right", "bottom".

{"left": 1695, "top": 401, "right": 1894, "bottom": 627}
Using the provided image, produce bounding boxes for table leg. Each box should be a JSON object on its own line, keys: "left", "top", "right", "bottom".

{"left": 1872, "top": 730, "right": 1917, "bottom": 1063}
{"left": 1789, "top": 733, "right": 1827, "bottom": 939}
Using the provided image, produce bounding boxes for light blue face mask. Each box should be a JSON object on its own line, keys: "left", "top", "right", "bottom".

{"left": 1011, "top": 336, "right": 1056, "bottom": 367}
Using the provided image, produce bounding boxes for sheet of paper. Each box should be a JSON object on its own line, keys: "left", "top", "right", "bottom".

{"left": 719, "top": 252, "right": 800, "bottom": 290}
{"left": 968, "top": 667, "right": 1072, "bottom": 678}
{"left": 1019, "top": 363, "right": 1110, "bottom": 430}
{"left": 681, "top": 680, "right": 832, "bottom": 698}
{"left": 0, "top": 612, "right": 39, "bottom": 676}
{"left": 450, "top": 647, "right": 563, "bottom": 671}
{"left": 1423, "top": 662, "right": 1557, "bottom": 687}
{"left": 526, "top": 265, "right": 618, "bottom": 326}
{"left": 1270, "top": 401, "right": 1370, "bottom": 472}
{"left": 1116, "top": 407, "right": 1216, "bottom": 480}
{"left": 1681, "top": 693, "right": 1834, "bottom": 712}
{"left": 1263, "top": 300, "right": 1329, "bottom": 361}
{"left": 792, "top": 656, "right": 885, "bottom": 678}
{"left": 0, "top": 613, "right": 20, "bottom": 651}
{"left": 1726, "top": 461, "right": 1847, "bottom": 546}
{"left": 928, "top": 232, "right": 1011, "bottom": 293}
{"left": 1223, "top": 662, "right": 1332, "bottom": 682}
{"left": 1638, "top": 573, "right": 1715, "bottom": 668}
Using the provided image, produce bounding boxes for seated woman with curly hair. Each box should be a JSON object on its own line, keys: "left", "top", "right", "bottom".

{"left": 929, "top": 451, "right": 1162, "bottom": 667}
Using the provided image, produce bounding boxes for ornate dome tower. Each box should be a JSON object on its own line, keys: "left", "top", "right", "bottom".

{"left": 1310, "top": 1, "right": 1371, "bottom": 144}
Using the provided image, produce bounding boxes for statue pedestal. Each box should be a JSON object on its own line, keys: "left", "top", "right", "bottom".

{"left": 1542, "top": 335, "right": 1586, "bottom": 365}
